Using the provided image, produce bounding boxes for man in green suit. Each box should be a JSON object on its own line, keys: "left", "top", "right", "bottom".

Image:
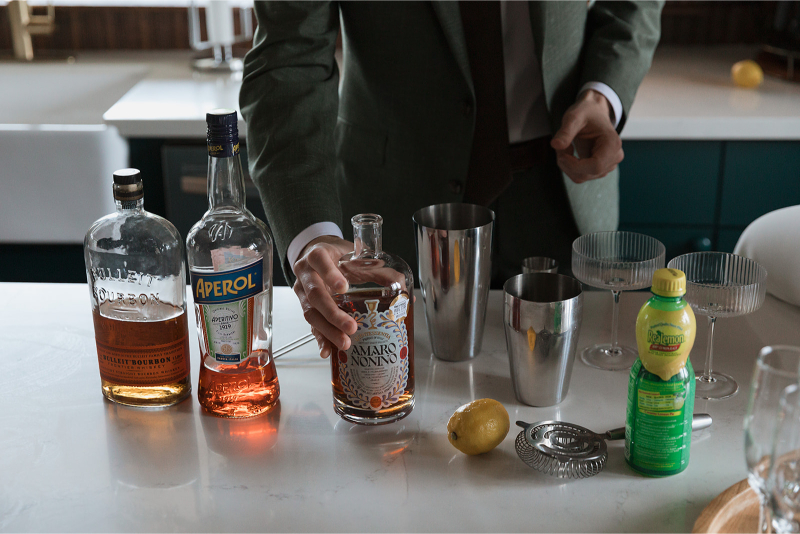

{"left": 240, "top": 1, "right": 663, "bottom": 358}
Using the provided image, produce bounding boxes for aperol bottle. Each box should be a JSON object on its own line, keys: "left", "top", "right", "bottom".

{"left": 186, "top": 109, "right": 279, "bottom": 418}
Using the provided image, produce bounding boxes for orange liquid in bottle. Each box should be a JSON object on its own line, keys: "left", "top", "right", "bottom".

{"left": 198, "top": 350, "right": 280, "bottom": 418}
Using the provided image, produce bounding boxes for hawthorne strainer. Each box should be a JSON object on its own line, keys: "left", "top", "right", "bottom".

{"left": 515, "top": 414, "right": 712, "bottom": 479}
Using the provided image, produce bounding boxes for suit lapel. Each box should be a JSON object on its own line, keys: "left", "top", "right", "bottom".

{"left": 429, "top": 1, "right": 472, "bottom": 90}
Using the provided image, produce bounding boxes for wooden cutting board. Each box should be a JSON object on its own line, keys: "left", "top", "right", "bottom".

{"left": 693, "top": 479, "right": 760, "bottom": 533}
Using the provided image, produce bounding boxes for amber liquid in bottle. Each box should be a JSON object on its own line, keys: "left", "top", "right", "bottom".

{"left": 332, "top": 287, "right": 415, "bottom": 425}
{"left": 92, "top": 304, "right": 191, "bottom": 407}
{"left": 198, "top": 351, "right": 280, "bottom": 418}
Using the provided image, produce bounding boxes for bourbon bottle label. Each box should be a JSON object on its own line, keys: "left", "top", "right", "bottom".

{"left": 190, "top": 259, "right": 263, "bottom": 363}
{"left": 92, "top": 309, "right": 191, "bottom": 387}
{"left": 338, "top": 295, "right": 410, "bottom": 411}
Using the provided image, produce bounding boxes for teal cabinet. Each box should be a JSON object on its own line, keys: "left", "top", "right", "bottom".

{"left": 619, "top": 141, "right": 721, "bottom": 226}
{"left": 620, "top": 140, "right": 800, "bottom": 261}
{"left": 617, "top": 224, "right": 713, "bottom": 259}
{"left": 718, "top": 141, "right": 800, "bottom": 250}
{"left": 619, "top": 141, "right": 720, "bottom": 260}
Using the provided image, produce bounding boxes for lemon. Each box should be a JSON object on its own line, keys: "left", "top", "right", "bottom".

{"left": 447, "top": 398, "right": 509, "bottom": 455}
{"left": 731, "top": 60, "right": 763, "bottom": 89}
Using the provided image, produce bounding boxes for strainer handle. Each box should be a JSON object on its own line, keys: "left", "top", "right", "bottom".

{"left": 604, "top": 413, "right": 713, "bottom": 441}
{"left": 605, "top": 427, "right": 626, "bottom": 440}
{"left": 691, "top": 413, "right": 713, "bottom": 432}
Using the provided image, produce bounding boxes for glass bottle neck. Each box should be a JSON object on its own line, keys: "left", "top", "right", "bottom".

{"left": 353, "top": 219, "right": 382, "bottom": 258}
{"left": 115, "top": 198, "right": 144, "bottom": 213}
{"left": 207, "top": 153, "right": 246, "bottom": 210}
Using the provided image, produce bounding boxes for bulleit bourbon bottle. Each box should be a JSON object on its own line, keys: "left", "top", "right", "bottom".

{"left": 84, "top": 168, "right": 191, "bottom": 407}
{"left": 332, "top": 214, "right": 415, "bottom": 425}
{"left": 186, "top": 109, "right": 279, "bottom": 418}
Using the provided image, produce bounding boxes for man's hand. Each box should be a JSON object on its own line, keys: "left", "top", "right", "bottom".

{"left": 550, "top": 89, "right": 624, "bottom": 184}
{"left": 292, "top": 235, "right": 357, "bottom": 359}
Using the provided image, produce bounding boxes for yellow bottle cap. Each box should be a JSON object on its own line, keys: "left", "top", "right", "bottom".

{"left": 652, "top": 268, "right": 686, "bottom": 297}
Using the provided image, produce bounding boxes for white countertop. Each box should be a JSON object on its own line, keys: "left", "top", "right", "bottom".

{"left": 3, "top": 283, "right": 800, "bottom": 532}
{"left": 100, "top": 51, "right": 246, "bottom": 139}
{"left": 99, "top": 46, "right": 800, "bottom": 141}
{"left": 624, "top": 47, "right": 800, "bottom": 140}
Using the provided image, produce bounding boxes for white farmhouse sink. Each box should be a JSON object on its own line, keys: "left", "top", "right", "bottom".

{"left": 0, "top": 62, "right": 148, "bottom": 244}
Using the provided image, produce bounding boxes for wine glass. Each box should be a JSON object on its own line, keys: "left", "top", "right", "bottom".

{"left": 572, "top": 231, "right": 665, "bottom": 370}
{"left": 668, "top": 252, "right": 767, "bottom": 399}
{"left": 745, "top": 346, "right": 800, "bottom": 533}
{"left": 768, "top": 383, "right": 800, "bottom": 533}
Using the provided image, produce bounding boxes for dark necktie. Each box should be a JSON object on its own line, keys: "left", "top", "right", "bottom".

{"left": 459, "top": 1, "right": 512, "bottom": 207}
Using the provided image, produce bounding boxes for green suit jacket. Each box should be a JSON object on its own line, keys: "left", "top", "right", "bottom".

{"left": 240, "top": 1, "right": 663, "bottom": 280}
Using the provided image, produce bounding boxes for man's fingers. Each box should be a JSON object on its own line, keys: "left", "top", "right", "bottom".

{"left": 293, "top": 280, "right": 352, "bottom": 350}
{"left": 557, "top": 153, "right": 618, "bottom": 183}
{"left": 558, "top": 152, "right": 603, "bottom": 177}
{"left": 590, "top": 132, "right": 623, "bottom": 167}
{"left": 298, "top": 301, "right": 351, "bottom": 351}
{"left": 298, "top": 270, "right": 357, "bottom": 334}
{"left": 551, "top": 110, "right": 586, "bottom": 151}
{"left": 557, "top": 134, "right": 623, "bottom": 183}
{"left": 311, "top": 327, "right": 333, "bottom": 359}
{"left": 306, "top": 247, "right": 349, "bottom": 294}
{"left": 303, "top": 307, "right": 350, "bottom": 350}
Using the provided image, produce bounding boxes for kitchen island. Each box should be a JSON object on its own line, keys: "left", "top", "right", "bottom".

{"left": 3, "top": 283, "right": 800, "bottom": 532}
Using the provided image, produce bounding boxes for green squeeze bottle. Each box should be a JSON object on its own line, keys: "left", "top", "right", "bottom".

{"left": 625, "top": 268, "right": 697, "bottom": 476}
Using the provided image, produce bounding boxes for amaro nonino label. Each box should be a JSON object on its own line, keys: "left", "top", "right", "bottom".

{"left": 338, "top": 296, "right": 410, "bottom": 411}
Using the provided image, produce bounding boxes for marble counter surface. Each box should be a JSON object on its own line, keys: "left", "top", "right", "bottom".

{"left": 3, "top": 283, "right": 800, "bottom": 532}
{"left": 99, "top": 46, "right": 800, "bottom": 140}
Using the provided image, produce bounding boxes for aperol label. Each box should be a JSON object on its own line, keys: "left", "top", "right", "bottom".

{"left": 338, "top": 296, "right": 409, "bottom": 411}
{"left": 191, "top": 259, "right": 262, "bottom": 363}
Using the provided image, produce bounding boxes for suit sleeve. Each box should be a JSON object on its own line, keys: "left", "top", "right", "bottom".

{"left": 579, "top": 1, "right": 664, "bottom": 131}
{"left": 239, "top": 1, "right": 342, "bottom": 282}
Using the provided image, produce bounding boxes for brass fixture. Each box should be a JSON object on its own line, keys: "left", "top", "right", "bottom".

{"left": 8, "top": 0, "right": 55, "bottom": 61}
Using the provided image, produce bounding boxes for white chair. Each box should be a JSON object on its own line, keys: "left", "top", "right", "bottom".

{"left": 734, "top": 205, "right": 800, "bottom": 307}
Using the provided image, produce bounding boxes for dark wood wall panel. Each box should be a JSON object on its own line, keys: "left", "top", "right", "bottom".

{"left": 660, "top": 1, "right": 778, "bottom": 45}
{"left": 0, "top": 2, "right": 782, "bottom": 53}
{"left": 0, "top": 5, "right": 254, "bottom": 52}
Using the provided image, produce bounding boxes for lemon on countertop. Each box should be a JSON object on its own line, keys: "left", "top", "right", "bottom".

{"left": 731, "top": 59, "right": 764, "bottom": 89}
{"left": 447, "top": 398, "right": 510, "bottom": 455}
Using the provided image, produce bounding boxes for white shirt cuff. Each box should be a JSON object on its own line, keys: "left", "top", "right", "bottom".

{"left": 287, "top": 221, "right": 344, "bottom": 267}
{"left": 579, "top": 81, "right": 623, "bottom": 129}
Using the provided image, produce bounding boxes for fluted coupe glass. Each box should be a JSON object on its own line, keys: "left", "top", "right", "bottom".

{"left": 745, "top": 347, "right": 800, "bottom": 533}
{"left": 668, "top": 252, "right": 767, "bottom": 400}
{"left": 572, "top": 231, "right": 666, "bottom": 371}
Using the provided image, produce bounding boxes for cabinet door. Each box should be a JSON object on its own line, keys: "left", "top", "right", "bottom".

{"left": 620, "top": 141, "right": 721, "bottom": 226}
{"left": 618, "top": 224, "right": 713, "bottom": 262}
{"left": 720, "top": 141, "right": 800, "bottom": 226}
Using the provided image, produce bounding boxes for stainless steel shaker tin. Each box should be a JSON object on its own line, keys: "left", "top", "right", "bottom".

{"left": 503, "top": 273, "right": 584, "bottom": 406}
{"left": 413, "top": 203, "right": 494, "bottom": 362}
